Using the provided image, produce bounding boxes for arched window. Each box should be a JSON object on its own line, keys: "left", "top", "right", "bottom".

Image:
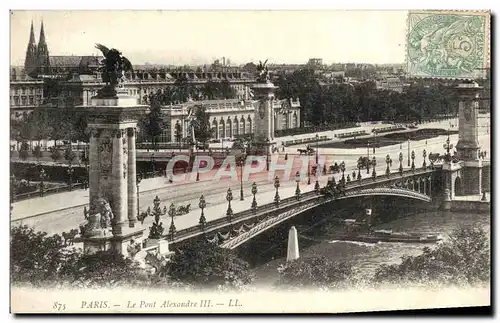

{"left": 292, "top": 113, "right": 298, "bottom": 128}
{"left": 212, "top": 119, "right": 218, "bottom": 139}
{"left": 240, "top": 117, "right": 246, "bottom": 135}
{"left": 227, "top": 118, "right": 232, "bottom": 138}
{"left": 220, "top": 119, "right": 225, "bottom": 139}
{"left": 246, "top": 116, "right": 252, "bottom": 134}
{"left": 234, "top": 117, "right": 239, "bottom": 136}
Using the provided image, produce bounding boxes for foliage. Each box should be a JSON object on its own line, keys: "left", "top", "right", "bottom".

{"left": 32, "top": 145, "right": 43, "bottom": 160}
{"left": 19, "top": 142, "right": 30, "bottom": 160}
{"left": 141, "top": 96, "right": 166, "bottom": 150}
{"left": 49, "top": 146, "right": 62, "bottom": 162}
{"left": 373, "top": 226, "right": 490, "bottom": 287}
{"left": 64, "top": 147, "right": 77, "bottom": 164}
{"left": 191, "top": 105, "right": 213, "bottom": 148}
{"left": 275, "top": 68, "right": 459, "bottom": 126}
{"left": 10, "top": 225, "right": 153, "bottom": 289}
{"left": 276, "top": 256, "right": 356, "bottom": 290}
{"left": 201, "top": 80, "right": 236, "bottom": 100}
{"left": 168, "top": 240, "right": 253, "bottom": 290}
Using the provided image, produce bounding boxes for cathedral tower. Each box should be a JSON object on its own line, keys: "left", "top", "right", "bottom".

{"left": 36, "top": 21, "right": 50, "bottom": 74}
{"left": 24, "top": 20, "right": 38, "bottom": 76}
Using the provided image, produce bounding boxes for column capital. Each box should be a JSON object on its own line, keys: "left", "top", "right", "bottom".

{"left": 127, "top": 127, "right": 136, "bottom": 137}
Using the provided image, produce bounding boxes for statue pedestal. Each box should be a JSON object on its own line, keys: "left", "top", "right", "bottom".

{"left": 252, "top": 82, "right": 278, "bottom": 156}
{"left": 76, "top": 86, "right": 148, "bottom": 256}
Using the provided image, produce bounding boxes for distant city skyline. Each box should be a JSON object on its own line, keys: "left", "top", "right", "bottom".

{"left": 10, "top": 10, "right": 408, "bottom": 67}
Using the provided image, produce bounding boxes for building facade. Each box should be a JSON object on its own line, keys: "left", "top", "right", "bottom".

{"left": 10, "top": 67, "right": 44, "bottom": 118}
{"left": 140, "top": 98, "right": 301, "bottom": 143}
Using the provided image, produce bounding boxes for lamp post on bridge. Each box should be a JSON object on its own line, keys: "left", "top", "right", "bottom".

{"left": 39, "top": 168, "right": 47, "bottom": 197}
{"left": 136, "top": 174, "right": 141, "bottom": 220}
{"left": 407, "top": 138, "right": 411, "bottom": 167}
{"left": 357, "top": 160, "right": 362, "bottom": 180}
{"left": 239, "top": 153, "right": 246, "bottom": 201}
{"left": 295, "top": 171, "right": 301, "bottom": 200}
{"left": 340, "top": 161, "right": 346, "bottom": 184}
{"left": 251, "top": 182, "right": 258, "bottom": 213}
{"left": 265, "top": 138, "right": 270, "bottom": 171}
{"left": 385, "top": 154, "right": 391, "bottom": 176}
{"left": 371, "top": 156, "right": 377, "bottom": 179}
{"left": 66, "top": 165, "right": 74, "bottom": 191}
{"left": 443, "top": 134, "right": 453, "bottom": 163}
{"left": 399, "top": 152, "right": 403, "bottom": 175}
{"left": 198, "top": 194, "right": 207, "bottom": 230}
{"left": 422, "top": 149, "right": 427, "bottom": 168}
{"left": 411, "top": 150, "right": 415, "bottom": 171}
{"left": 150, "top": 153, "right": 156, "bottom": 176}
{"left": 274, "top": 176, "right": 280, "bottom": 207}
{"left": 366, "top": 142, "right": 371, "bottom": 174}
{"left": 168, "top": 202, "right": 177, "bottom": 240}
{"left": 315, "top": 133, "right": 319, "bottom": 165}
{"left": 226, "top": 187, "right": 234, "bottom": 221}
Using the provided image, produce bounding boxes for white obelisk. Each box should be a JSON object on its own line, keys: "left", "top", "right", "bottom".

{"left": 286, "top": 226, "right": 300, "bottom": 262}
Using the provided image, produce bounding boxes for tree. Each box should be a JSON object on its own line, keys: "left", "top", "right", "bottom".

{"left": 276, "top": 256, "right": 356, "bottom": 290}
{"left": 191, "top": 106, "right": 213, "bottom": 149}
{"left": 50, "top": 146, "right": 62, "bottom": 162}
{"left": 64, "top": 147, "right": 76, "bottom": 165}
{"left": 19, "top": 142, "right": 30, "bottom": 160}
{"left": 168, "top": 240, "right": 253, "bottom": 290}
{"left": 142, "top": 95, "right": 166, "bottom": 151}
{"left": 373, "top": 226, "right": 490, "bottom": 287}
{"left": 174, "top": 122, "right": 183, "bottom": 147}
{"left": 32, "top": 145, "right": 43, "bottom": 162}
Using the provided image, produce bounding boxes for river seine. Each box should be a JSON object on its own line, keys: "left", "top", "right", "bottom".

{"left": 247, "top": 207, "right": 490, "bottom": 287}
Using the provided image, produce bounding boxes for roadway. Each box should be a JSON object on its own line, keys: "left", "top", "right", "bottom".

{"left": 11, "top": 115, "right": 490, "bottom": 237}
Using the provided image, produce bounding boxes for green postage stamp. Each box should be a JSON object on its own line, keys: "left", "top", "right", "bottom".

{"left": 406, "top": 10, "right": 490, "bottom": 79}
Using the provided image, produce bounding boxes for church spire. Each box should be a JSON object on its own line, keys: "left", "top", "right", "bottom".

{"left": 37, "top": 20, "right": 50, "bottom": 74}
{"left": 24, "top": 20, "right": 38, "bottom": 75}
{"left": 39, "top": 20, "right": 46, "bottom": 45}
{"left": 29, "top": 20, "right": 36, "bottom": 44}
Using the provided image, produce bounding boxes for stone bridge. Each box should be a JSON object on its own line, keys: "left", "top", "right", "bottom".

{"left": 167, "top": 166, "right": 437, "bottom": 249}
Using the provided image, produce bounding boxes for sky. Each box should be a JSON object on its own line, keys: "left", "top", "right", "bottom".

{"left": 10, "top": 10, "right": 408, "bottom": 66}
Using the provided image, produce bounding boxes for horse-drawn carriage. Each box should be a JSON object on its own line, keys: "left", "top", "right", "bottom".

{"left": 297, "top": 146, "right": 315, "bottom": 156}
{"left": 357, "top": 156, "right": 373, "bottom": 169}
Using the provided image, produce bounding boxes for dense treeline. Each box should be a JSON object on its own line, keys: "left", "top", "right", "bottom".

{"left": 275, "top": 68, "right": 459, "bottom": 126}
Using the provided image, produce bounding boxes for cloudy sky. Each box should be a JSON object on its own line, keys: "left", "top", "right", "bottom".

{"left": 10, "top": 10, "right": 408, "bottom": 66}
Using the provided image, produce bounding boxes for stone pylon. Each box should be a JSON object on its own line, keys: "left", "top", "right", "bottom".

{"left": 252, "top": 81, "right": 278, "bottom": 156}
{"left": 286, "top": 226, "right": 300, "bottom": 262}
{"left": 77, "top": 85, "right": 148, "bottom": 255}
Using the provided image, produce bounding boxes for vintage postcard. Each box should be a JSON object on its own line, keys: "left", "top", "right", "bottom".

{"left": 9, "top": 9, "right": 491, "bottom": 314}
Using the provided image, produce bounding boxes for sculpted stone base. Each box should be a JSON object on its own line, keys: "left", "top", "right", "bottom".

{"left": 82, "top": 227, "right": 146, "bottom": 256}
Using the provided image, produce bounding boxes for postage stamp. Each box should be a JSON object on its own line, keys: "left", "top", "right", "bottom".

{"left": 406, "top": 10, "right": 490, "bottom": 79}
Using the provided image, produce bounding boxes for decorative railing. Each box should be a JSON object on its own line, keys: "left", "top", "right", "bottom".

{"left": 166, "top": 166, "right": 436, "bottom": 245}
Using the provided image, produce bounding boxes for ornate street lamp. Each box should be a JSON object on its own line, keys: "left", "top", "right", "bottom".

{"left": 411, "top": 150, "right": 415, "bottom": 171}
{"left": 295, "top": 171, "right": 301, "bottom": 200}
{"left": 407, "top": 138, "right": 411, "bottom": 167}
{"left": 366, "top": 142, "right": 371, "bottom": 174}
{"left": 385, "top": 154, "right": 391, "bottom": 176}
{"left": 399, "top": 152, "right": 403, "bottom": 175}
{"left": 340, "top": 161, "right": 346, "bottom": 183}
{"left": 168, "top": 202, "right": 177, "bottom": 240}
{"left": 198, "top": 194, "right": 207, "bottom": 230}
{"left": 39, "top": 168, "right": 47, "bottom": 197}
{"left": 314, "top": 179, "right": 320, "bottom": 193}
{"left": 265, "top": 138, "right": 270, "bottom": 171}
{"left": 443, "top": 135, "right": 453, "bottom": 163}
{"left": 357, "top": 160, "right": 362, "bottom": 180}
{"left": 226, "top": 187, "right": 233, "bottom": 221}
{"left": 136, "top": 174, "right": 142, "bottom": 219}
{"left": 315, "top": 134, "right": 319, "bottom": 165}
{"left": 67, "top": 165, "right": 74, "bottom": 191}
{"left": 372, "top": 156, "right": 377, "bottom": 178}
{"left": 422, "top": 149, "right": 427, "bottom": 168}
{"left": 251, "top": 182, "right": 258, "bottom": 213}
{"left": 239, "top": 154, "right": 246, "bottom": 201}
{"left": 274, "top": 176, "right": 280, "bottom": 207}
{"left": 346, "top": 174, "right": 351, "bottom": 183}
{"left": 150, "top": 153, "right": 156, "bottom": 176}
